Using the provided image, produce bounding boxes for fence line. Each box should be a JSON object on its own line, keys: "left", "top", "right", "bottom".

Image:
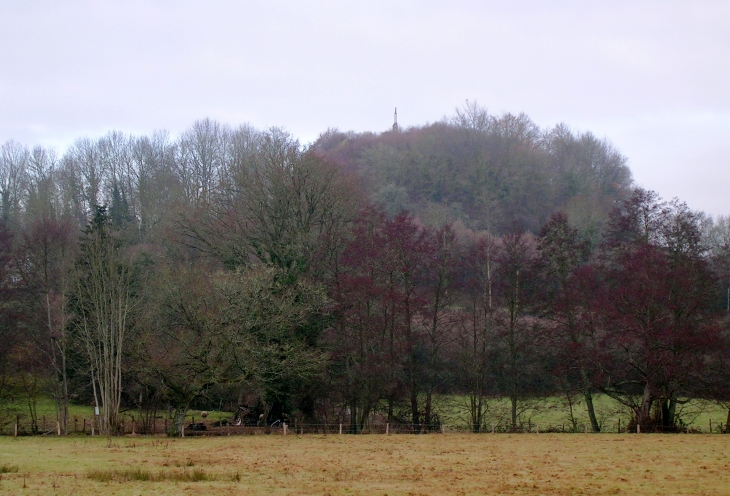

{"left": 1, "top": 417, "right": 728, "bottom": 436}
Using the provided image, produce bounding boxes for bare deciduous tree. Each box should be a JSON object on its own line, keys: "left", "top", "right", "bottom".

{"left": 72, "top": 206, "right": 138, "bottom": 436}
{"left": 0, "top": 140, "right": 30, "bottom": 223}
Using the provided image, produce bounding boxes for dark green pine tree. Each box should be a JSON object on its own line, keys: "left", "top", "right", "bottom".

{"left": 108, "top": 181, "right": 133, "bottom": 231}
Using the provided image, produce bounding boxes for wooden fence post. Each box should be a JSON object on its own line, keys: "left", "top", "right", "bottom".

{"left": 386, "top": 423, "right": 389, "bottom": 435}
{"left": 339, "top": 423, "right": 342, "bottom": 435}
{"left": 441, "top": 424, "right": 445, "bottom": 434}
{"left": 491, "top": 423, "right": 495, "bottom": 434}
{"left": 56, "top": 422, "right": 60, "bottom": 436}
{"left": 536, "top": 423, "right": 539, "bottom": 434}
{"left": 637, "top": 424, "right": 640, "bottom": 434}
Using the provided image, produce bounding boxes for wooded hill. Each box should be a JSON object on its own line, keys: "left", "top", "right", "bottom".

{"left": 315, "top": 102, "right": 632, "bottom": 237}
{"left": 1, "top": 103, "right": 729, "bottom": 437}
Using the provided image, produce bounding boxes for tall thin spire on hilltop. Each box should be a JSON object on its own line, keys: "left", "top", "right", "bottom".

{"left": 393, "top": 107, "right": 399, "bottom": 131}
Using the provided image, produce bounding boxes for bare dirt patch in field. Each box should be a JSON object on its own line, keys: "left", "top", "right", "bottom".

{"left": 0, "top": 434, "right": 727, "bottom": 494}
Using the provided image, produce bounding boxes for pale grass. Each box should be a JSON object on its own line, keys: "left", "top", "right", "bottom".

{"left": 0, "top": 434, "right": 728, "bottom": 495}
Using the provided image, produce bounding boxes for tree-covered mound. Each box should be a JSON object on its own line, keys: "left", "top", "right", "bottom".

{"left": 315, "top": 102, "right": 632, "bottom": 237}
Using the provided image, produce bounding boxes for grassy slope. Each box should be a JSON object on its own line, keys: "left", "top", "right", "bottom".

{"left": 435, "top": 394, "right": 729, "bottom": 432}
{"left": 0, "top": 434, "right": 728, "bottom": 495}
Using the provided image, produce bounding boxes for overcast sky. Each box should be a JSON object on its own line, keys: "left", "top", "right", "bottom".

{"left": 2, "top": 1, "right": 729, "bottom": 216}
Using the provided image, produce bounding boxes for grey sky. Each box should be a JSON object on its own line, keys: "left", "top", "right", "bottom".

{"left": 2, "top": 1, "right": 729, "bottom": 215}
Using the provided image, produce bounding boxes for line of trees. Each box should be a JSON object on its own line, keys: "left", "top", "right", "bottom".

{"left": 0, "top": 108, "right": 729, "bottom": 436}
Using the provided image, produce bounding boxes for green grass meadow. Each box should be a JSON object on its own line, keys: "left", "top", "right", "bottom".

{"left": 431, "top": 394, "right": 729, "bottom": 433}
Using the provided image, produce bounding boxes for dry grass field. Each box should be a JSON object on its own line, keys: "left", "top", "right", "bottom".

{"left": 0, "top": 433, "right": 728, "bottom": 495}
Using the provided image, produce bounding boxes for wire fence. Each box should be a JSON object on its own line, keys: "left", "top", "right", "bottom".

{"left": 1, "top": 416, "right": 728, "bottom": 437}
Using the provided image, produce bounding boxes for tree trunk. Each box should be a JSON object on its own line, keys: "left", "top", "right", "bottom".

{"left": 469, "top": 392, "right": 483, "bottom": 433}
{"left": 637, "top": 383, "right": 652, "bottom": 429}
{"left": 358, "top": 404, "right": 371, "bottom": 433}
{"left": 410, "top": 385, "right": 419, "bottom": 433}
{"left": 511, "top": 394, "right": 517, "bottom": 431}
{"left": 48, "top": 292, "right": 69, "bottom": 435}
{"left": 172, "top": 404, "right": 189, "bottom": 436}
{"left": 509, "top": 269, "right": 519, "bottom": 431}
{"left": 349, "top": 402, "right": 358, "bottom": 434}
{"left": 424, "top": 390, "right": 432, "bottom": 431}
{"left": 60, "top": 346, "right": 69, "bottom": 435}
{"left": 584, "top": 390, "right": 600, "bottom": 432}
{"left": 662, "top": 397, "right": 677, "bottom": 432}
